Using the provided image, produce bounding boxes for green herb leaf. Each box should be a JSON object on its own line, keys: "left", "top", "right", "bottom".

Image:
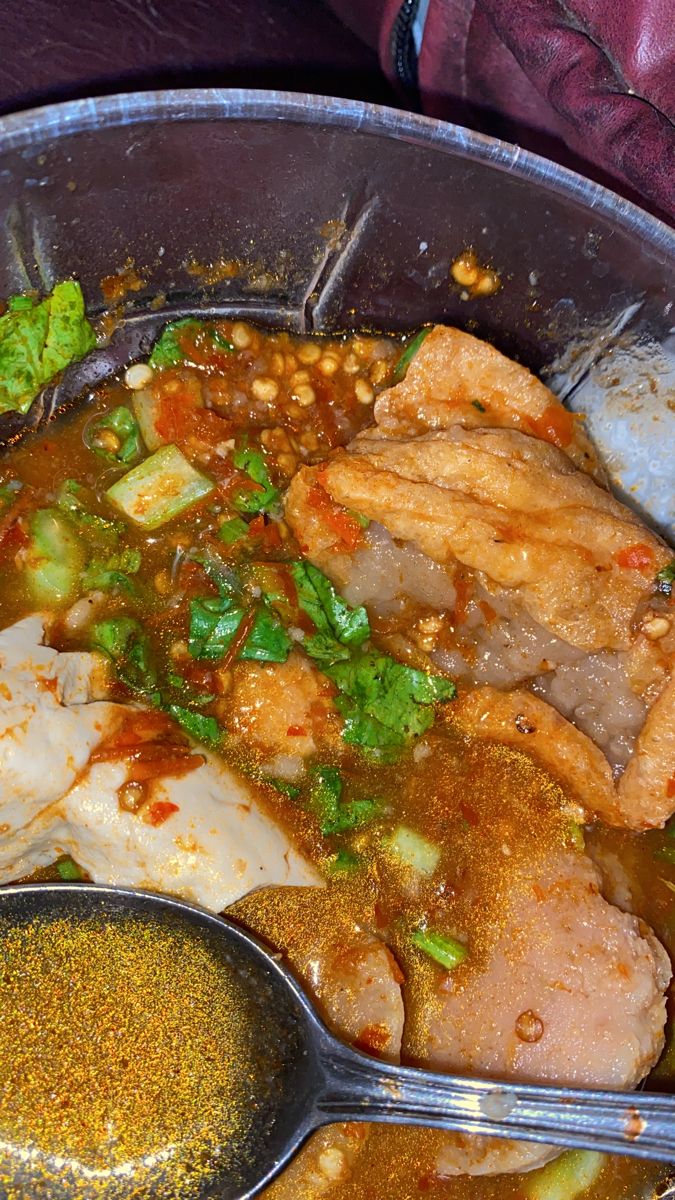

{"left": 308, "top": 765, "right": 380, "bottom": 836}
{"left": 326, "top": 848, "right": 361, "bottom": 875}
{"left": 471, "top": 399, "right": 487, "bottom": 413}
{"left": 212, "top": 330, "right": 235, "bottom": 352}
{"left": 167, "top": 704, "right": 223, "bottom": 748}
{"left": 231, "top": 444, "right": 280, "bottom": 515}
{"left": 656, "top": 559, "right": 675, "bottom": 597}
{"left": 90, "top": 617, "right": 156, "bottom": 693}
{"left": 84, "top": 406, "right": 143, "bottom": 464}
{"left": 290, "top": 561, "right": 369, "bottom": 649}
{"left": 0, "top": 281, "right": 95, "bottom": 415}
{"left": 80, "top": 547, "right": 142, "bottom": 594}
{"left": 266, "top": 777, "right": 301, "bottom": 800}
{"left": 218, "top": 516, "right": 249, "bottom": 545}
{"left": 148, "top": 318, "right": 202, "bottom": 368}
{"left": 392, "top": 327, "right": 432, "bottom": 384}
{"left": 189, "top": 594, "right": 291, "bottom": 664}
{"left": 55, "top": 479, "right": 123, "bottom": 551}
{"left": 411, "top": 928, "right": 467, "bottom": 970}
{"left": 56, "top": 855, "right": 84, "bottom": 881}
{"left": 323, "top": 651, "right": 456, "bottom": 756}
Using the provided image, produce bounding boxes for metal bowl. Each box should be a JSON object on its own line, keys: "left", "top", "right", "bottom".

{"left": 0, "top": 89, "right": 673, "bottom": 1198}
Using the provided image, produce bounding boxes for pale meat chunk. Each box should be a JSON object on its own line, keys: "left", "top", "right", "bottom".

{"left": 302, "top": 428, "right": 669, "bottom": 651}
{"left": 0, "top": 616, "right": 321, "bottom": 904}
{"left": 374, "top": 325, "right": 604, "bottom": 480}
{"left": 416, "top": 849, "right": 670, "bottom": 1176}
{"left": 228, "top": 651, "right": 341, "bottom": 761}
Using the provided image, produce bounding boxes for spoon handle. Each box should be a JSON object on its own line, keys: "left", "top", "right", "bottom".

{"left": 316, "top": 1041, "right": 675, "bottom": 1162}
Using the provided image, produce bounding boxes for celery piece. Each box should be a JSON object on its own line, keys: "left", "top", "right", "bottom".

{"left": 24, "top": 508, "right": 86, "bottom": 604}
{"left": 385, "top": 824, "right": 440, "bottom": 876}
{"left": 106, "top": 444, "right": 214, "bottom": 529}
{"left": 132, "top": 389, "right": 165, "bottom": 451}
{"left": 523, "top": 1151, "right": 605, "bottom": 1200}
{"left": 411, "top": 928, "right": 467, "bottom": 970}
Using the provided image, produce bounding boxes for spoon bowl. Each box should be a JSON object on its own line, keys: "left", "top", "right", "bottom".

{"left": 2, "top": 882, "right": 675, "bottom": 1200}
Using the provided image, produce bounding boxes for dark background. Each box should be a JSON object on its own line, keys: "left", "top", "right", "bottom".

{"left": 0, "top": 0, "right": 396, "bottom": 116}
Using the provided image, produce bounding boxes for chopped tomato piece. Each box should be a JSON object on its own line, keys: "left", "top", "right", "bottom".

{"left": 286, "top": 725, "right": 307, "bottom": 737}
{"left": 615, "top": 543, "right": 655, "bottom": 570}
{"left": 667, "top": 775, "right": 675, "bottom": 799}
{"left": 145, "top": 800, "right": 180, "bottom": 827}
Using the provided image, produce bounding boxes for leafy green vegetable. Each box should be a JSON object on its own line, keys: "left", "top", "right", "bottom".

{"left": 55, "top": 479, "right": 123, "bottom": 553}
{"left": 106, "top": 444, "right": 214, "bottom": 529}
{"left": 392, "top": 327, "right": 432, "bottom": 384}
{"left": 326, "top": 848, "right": 361, "bottom": 875}
{"left": 324, "top": 652, "right": 455, "bottom": 756}
{"left": 386, "top": 824, "right": 440, "bottom": 875}
{"left": 148, "top": 318, "right": 202, "bottom": 368}
{"left": 411, "top": 928, "right": 467, "bottom": 970}
{"left": 0, "top": 281, "right": 95, "bottom": 415}
{"left": 218, "top": 516, "right": 249, "bottom": 545}
{"left": 290, "top": 561, "right": 369, "bottom": 651}
{"left": 24, "top": 508, "right": 86, "bottom": 605}
{"left": 56, "top": 856, "right": 84, "bottom": 881}
{"left": 266, "top": 777, "right": 301, "bottom": 800}
{"left": 80, "top": 547, "right": 142, "bottom": 594}
{"left": 167, "top": 705, "right": 223, "bottom": 748}
{"left": 84, "top": 406, "right": 142, "bottom": 464}
{"left": 522, "top": 1151, "right": 605, "bottom": 1200}
{"left": 189, "top": 594, "right": 291, "bottom": 664}
{"left": 212, "top": 330, "right": 235, "bottom": 352}
{"left": 90, "top": 617, "right": 157, "bottom": 694}
{"left": 656, "top": 558, "right": 675, "bottom": 596}
{"left": 309, "top": 765, "right": 379, "bottom": 836}
{"left": 149, "top": 319, "right": 235, "bottom": 368}
{"left": 254, "top": 559, "right": 455, "bottom": 756}
{"left": 231, "top": 444, "right": 280, "bottom": 515}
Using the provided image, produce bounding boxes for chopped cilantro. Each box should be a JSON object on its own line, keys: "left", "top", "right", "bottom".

{"left": 84, "top": 406, "right": 142, "bottom": 464}
{"left": 309, "top": 765, "right": 380, "bottom": 836}
{"left": 212, "top": 330, "right": 235, "bottom": 352}
{"left": 90, "top": 617, "right": 157, "bottom": 695}
{"left": 81, "top": 547, "right": 142, "bottom": 594}
{"left": 231, "top": 444, "right": 280, "bottom": 515}
{"left": 471, "top": 399, "right": 487, "bottom": 412}
{"left": 148, "top": 318, "right": 201, "bottom": 368}
{"left": 189, "top": 593, "right": 291, "bottom": 663}
{"left": 266, "top": 777, "right": 301, "bottom": 800}
{"left": 167, "top": 705, "right": 223, "bottom": 748}
{"left": 56, "top": 856, "right": 84, "bottom": 881}
{"left": 655, "top": 559, "right": 675, "bottom": 596}
{"left": 218, "top": 516, "right": 249, "bottom": 545}
{"left": 326, "top": 848, "right": 361, "bottom": 875}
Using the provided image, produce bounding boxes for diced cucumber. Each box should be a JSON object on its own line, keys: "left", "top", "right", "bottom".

{"left": 523, "top": 1151, "right": 605, "bottom": 1200}
{"left": 131, "top": 389, "right": 166, "bottom": 452}
{"left": 105, "top": 444, "right": 214, "bottom": 529}
{"left": 24, "top": 508, "right": 86, "bottom": 604}
{"left": 385, "top": 824, "right": 440, "bottom": 876}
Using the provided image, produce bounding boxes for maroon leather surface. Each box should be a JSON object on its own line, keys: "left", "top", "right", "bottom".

{"left": 0, "top": 0, "right": 395, "bottom": 115}
{"left": 326, "top": 0, "right": 675, "bottom": 219}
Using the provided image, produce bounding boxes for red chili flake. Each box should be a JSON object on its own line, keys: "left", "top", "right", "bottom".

{"left": 666, "top": 775, "right": 675, "bottom": 799}
{"left": 286, "top": 725, "right": 307, "bottom": 737}
{"left": 615, "top": 543, "right": 655, "bottom": 570}
{"left": 247, "top": 514, "right": 265, "bottom": 538}
{"left": 354, "top": 1023, "right": 390, "bottom": 1055}
{"left": 307, "top": 481, "right": 362, "bottom": 552}
{"left": 145, "top": 800, "right": 180, "bottom": 827}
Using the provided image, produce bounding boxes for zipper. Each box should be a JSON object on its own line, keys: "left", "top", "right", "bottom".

{"left": 390, "top": 0, "right": 422, "bottom": 102}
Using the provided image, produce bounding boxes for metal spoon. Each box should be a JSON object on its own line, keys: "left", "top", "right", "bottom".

{"left": 1, "top": 882, "right": 675, "bottom": 1199}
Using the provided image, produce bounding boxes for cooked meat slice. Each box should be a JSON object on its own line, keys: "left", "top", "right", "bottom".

{"left": 414, "top": 849, "right": 670, "bottom": 1176}
{"left": 0, "top": 616, "right": 321, "bottom": 904}
{"left": 298, "top": 428, "right": 668, "bottom": 651}
{"left": 228, "top": 651, "right": 341, "bottom": 760}
{"left": 452, "top": 684, "right": 675, "bottom": 831}
{"left": 373, "top": 325, "right": 603, "bottom": 480}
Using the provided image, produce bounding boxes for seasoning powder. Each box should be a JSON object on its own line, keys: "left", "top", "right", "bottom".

{"left": 0, "top": 914, "right": 261, "bottom": 1198}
